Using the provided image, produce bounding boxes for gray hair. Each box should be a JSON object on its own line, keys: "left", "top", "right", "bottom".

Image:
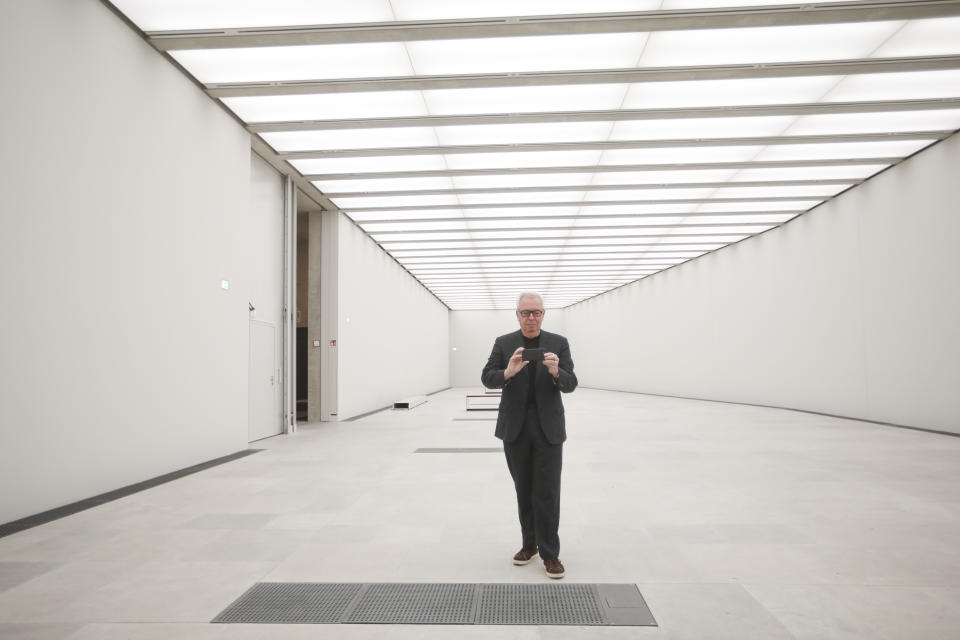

{"left": 516, "top": 291, "right": 544, "bottom": 308}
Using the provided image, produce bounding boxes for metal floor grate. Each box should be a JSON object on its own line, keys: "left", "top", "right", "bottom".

{"left": 477, "top": 583, "right": 605, "bottom": 625}
{"left": 213, "top": 582, "right": 656, "bottom": 626}
{"left": 345, "top": 583, "right": 476, "bottom": 624}
{"left": 212, "top": 583, "right": 361, "bottom": 624}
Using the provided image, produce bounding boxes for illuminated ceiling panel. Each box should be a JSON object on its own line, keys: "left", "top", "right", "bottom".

{"left": 117, "top": 0, "right": 960, "bottom": 308}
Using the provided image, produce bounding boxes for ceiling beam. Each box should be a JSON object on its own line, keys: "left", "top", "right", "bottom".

{"left": 395, "top": 249, "right": 709, "bottom": 258}
{"left": 303, "top": 157, "right": 898, "bottom": 181}
{"left": 368, "top": 222, "right": 776, "bottom": 236}
{"left": 352, "top": 211, "right": 802, "bottom": 224}
{"left": 376, "top": 231, "right": 751, "bottom": 243}
{"left": 149, "top": 1, "right": 960, "bottom": 49}
{"left": 381, "top": 240, "right": 728, "bottom": 249}
{"left": 422, "top": 265, "right": 660, "bottom": 272}
{"left": 346, "top": 197, "right": 817, "bottom": 213}
{"left": 280, "top": 131, "right": 948, "bottom": 160}
{"left": 422, "top": 276, "right": 655, "bottom": 283}
{"left": 248, "top": 98, "right": 960, "bottom": 131}
{"left": 412, "top": 260, "right": 681, "bottom": 269}
{"left": 327, "top": 179, "right": 857, "bottom": 198}
{"left": 207, "top": 55, "right": 960, "bottom": 97}
{"left": 423, "top": 273, "right": 661, "bottom": 278}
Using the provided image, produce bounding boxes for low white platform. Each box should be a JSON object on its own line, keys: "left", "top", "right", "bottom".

{"left": 466, "top": 390, "right": 501, "bottom": 411}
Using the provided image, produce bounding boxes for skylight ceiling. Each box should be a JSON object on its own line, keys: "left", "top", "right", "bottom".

{"left": 110, "top": 0, "right": 960, "bottom": 309}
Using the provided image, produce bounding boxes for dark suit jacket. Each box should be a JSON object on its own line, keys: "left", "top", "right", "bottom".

{"left": 481, "top": 329, "right": 577, "bottom": 444}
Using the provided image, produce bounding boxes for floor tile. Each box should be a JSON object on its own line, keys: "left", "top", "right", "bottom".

{"left": 4, "top": 388, "right": 958, "bottom": 640}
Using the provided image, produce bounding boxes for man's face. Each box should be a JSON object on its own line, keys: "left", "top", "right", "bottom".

{"left": 516, "top": 296, "right": 545, "bottom": 338}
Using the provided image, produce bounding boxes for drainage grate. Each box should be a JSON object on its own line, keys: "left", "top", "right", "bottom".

{"left": 478, "top": 583, "right": 605, "bottom": 625}
{"left": 344, "top": 583, "right": 476, "bottom": 624}
{"left": 212, "top": 583, "right": 361, "bottom": 624}
{"left": 212, "top": 582, "right": 656, "bottom": 626}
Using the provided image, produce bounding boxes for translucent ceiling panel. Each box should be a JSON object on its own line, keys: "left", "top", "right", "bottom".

{"left": 348, "top": 210, "right": 470, "bottom": 222}
{"left": 599, "top": 146, "right": 762, "bottom": 164}
{"left": 359, "top": 206, "right": 579, "bottom": 219}
{"left": 583, "top": 188, "right": 714, "bottom": 201}
{"left": 407, "top": 33, "right": 647, "bottom": 76}
{"left": 460, "top": 207, "right": 582, "bottom": 219}
{"left": 707, "top": 185, "right": 850, "bottom": 198}
{"left": 452, "top": 174, "right": 593, "bottom": 189}
{"left": 456, "top": 192, "right": 589, "bottom": 205}
{"left": 640, "top": 22, "right": 901, "bottom": 67}
{"left": 222, "top": 91, "right": 427, "bottom": 122}
{"left": 566, "top": 216, "right": 701, "bottom": 227}
{"left": 730, "top": 165, "right": 886, "bottom": 181}
{"left": 437, "top": 122, "right": 613, "bottom": 147}
{"left": 332, "top": 194, "right": 460, "bottom": 209}
{"left": 824, "top": 71, "right": 960, "bottom": 103}
{"left": 462, "top": 219, "right": 580, "bottom": 231}
{"left": 444, "top": 150, "right": 603, "bottom": 170}
{"left": 110, "top": 0, "right": 394, "bottom": 30}
{"left": 171, "top": 43, "right": 411, "bottom": 83}
{"left": 622, "top": 76, "right": 840, "bottom": 109}
{"left": 263, "top": 128, "right": 438, "bottom": 152}
{"left": 655, "top": 233, "right": 756, "bottom": 242}
{"left": 314, "top": 177, "right": 455, "bottom": 193}
{"left": 392, "top": 0, "right": 661, "bottom": 20}
{"left": 872, "top": 17, "right": 960, "bottom": 57}
{"left": 752, "top": 139, "right": 935, "bottom": 162}
{"left": 361, "top": 221, "right": 468, "bottom": 232}
{"left": 571, "top": 203, "right": 699, "bottom": 215}
{"left": 695, "top": 200, "right": 819, "bottom": 212}
{"left": 371, "top": 232, "right": 479, "bottom": 242}
{"left": 424, "top": 84, "right": 628, "bottom": 116}
{"left": 609, "top": 116, "right": 795, "bottom": 141}
{"left": 590, "top": 169, "right": 738, "bottom": 185}
{"left": 784, "top": 110, "right": 960, "bottom": 137}
{"left": 290, "top": 155, "right": 446, "bottom": 175}
{"left": 676, "top": 213, "right": 797, "bottom": 224}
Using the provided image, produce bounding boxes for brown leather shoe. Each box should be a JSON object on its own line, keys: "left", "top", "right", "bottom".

{"left": 543, "top": 557, "right": 565, "bottom": 579}
{"left": 512, "top": 547, "right": 538, "bottom": 565}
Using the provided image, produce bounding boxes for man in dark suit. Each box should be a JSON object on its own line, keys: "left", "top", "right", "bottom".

{"left": 481, "top": 292, "right": 577, "bottom": 579}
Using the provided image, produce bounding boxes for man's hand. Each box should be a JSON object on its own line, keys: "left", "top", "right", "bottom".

{"left": 543, "top": 352, "right": 560, "bottom": 378}
{"left": 504, "top": 347, "right": 528, "bottom": 380}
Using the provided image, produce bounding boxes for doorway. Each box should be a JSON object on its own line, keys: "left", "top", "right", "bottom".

{"left": 249, "top": 319, "right": 281, "bottom": 441}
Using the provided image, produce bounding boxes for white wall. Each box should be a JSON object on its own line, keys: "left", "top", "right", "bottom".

{"left": 246, "top": 153, "right": 286, "bottom": 437}
{"left": 0, "top": 0, "right": 278, "bottom": 523}
{"left": 449, "top": 308, "right": 567, "bottom": 388}
{"left": 246, "top": 154, "right": 285, "bottom": 331}
{"left": 565, "top": 133, "right": 960, "bottom": 434}
{"left": 335, "top": 216, "right": 449, "bottom": 419}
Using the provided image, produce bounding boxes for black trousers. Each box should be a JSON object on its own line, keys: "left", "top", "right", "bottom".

{"left": 503, "top": 404, "right": 563, "bottom": 560}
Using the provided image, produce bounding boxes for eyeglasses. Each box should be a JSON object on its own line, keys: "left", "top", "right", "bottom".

{"left": 517, "top": 309, "right": 544, "bottom": 318}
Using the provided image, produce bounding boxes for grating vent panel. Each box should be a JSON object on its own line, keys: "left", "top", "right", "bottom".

{"left": 212, "top": 582, "right": 360, "bottom": 623}
{"left": 344, "top": 583, "right": 476, "bottom": 624}
{"left": 213, "top": 582, "right": 655, "bottom": 626}
{"left": 477, "top": 583, "right": 607, "bottom": 625}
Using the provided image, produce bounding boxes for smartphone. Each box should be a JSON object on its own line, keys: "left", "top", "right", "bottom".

{"left": 522, "top": 348, "right": 545, "bottom": 363}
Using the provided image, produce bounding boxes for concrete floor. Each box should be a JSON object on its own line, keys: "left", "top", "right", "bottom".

{"left": 1, "top": 388, "right": 958, "bottom": 639}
